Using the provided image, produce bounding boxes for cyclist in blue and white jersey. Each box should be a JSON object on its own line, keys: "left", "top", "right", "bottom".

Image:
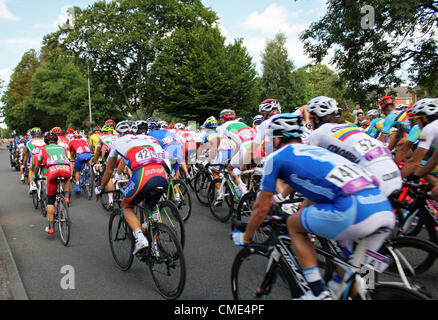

{"left": 306, "top": 96, "right": 402, "bottom": 197}
{"left": 232, "top": 113, "right": 395, "bottom": 300}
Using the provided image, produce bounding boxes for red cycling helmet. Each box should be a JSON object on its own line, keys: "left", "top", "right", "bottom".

{"left": 52, "top": 127, "right": 62, "bottom": 135}
{"left": 67, "top": 127, "right": 75, "bottom": 133}
{"left": 379, "top": 96, "right": 395, "bottom": 109}
{"left": 219, "top": 109, "right": 236, "bottom": 121}
{"left": 105, "top": 119, "right": 115, "bottom": 127}
{"left": 407, "top": 104, "right": 415, "bottom": 118}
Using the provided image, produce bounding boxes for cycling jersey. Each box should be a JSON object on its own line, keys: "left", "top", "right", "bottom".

{"left": 89, "top": 133, "right": 102, "bottom": 151}
{"left": 261, "top": 143, "right": 395, "bottom": 242}
{"left": 366, "top": 118, "right": 383, "bottom": 138}
{"left": 381, "top": 110, "right": 409, "bottom": 135}
{"left": 307, "top": 123, "right": 402, "bottom": 196}
{"left": 109, "top": 134, "right": 168, "bottom": 171}
{"left": 261, "top": 143, "right": 378, "bottom": 202}
{"left": 25, "top": 138, "right": 46, "bottom": 168}
{"left": 217, "top": 120, "right": 256, "bottom": 147}
{"left": 407, "top": 124, "right": 421, "bottom": 143}
{"left": 97, "top": 133, "right": 118, "bottom": 151}
{"left": 69, "top": 138, "right": 91, "bottom": 157}
{"left": 418, "top": 120, "right": 438, "bottom": 151}
{"left": 147, "top": 129, "right": 183, "bottom": 171}
{"left": 65, "top": 133, "right": 75, "bottom": 143}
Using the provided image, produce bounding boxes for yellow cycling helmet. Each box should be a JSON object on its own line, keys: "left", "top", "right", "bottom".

{"left": 101, "top": 125, "right": 113, "bottom": 132}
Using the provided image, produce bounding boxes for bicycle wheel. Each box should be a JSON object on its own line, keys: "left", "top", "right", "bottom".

{"left": 84, "top": 170, "right": 93, "bottom": 200}
{"left": 208, "top": 178, "right": 234, "bottom": 222}
{"left": 193, "top": 170, "right": 212, "bottom": 206}
{"left": 158, "top": 200, "right": 185, "bottom": 249}
{"left": 395, "top": 206, "right": 438, "bottom": 244}
{"left": 100, "top": 191, "right": 111, "bottom": 211}
{"left": 57, "top": 197, "right": 71, "bottom": 246}
{"left": 108, "top": 208, "right": 135, "bottom": 271}
{"left": 32, "top": 190, "right": 39, "bottom": 209}
{"left": 40, "top": 181, "right": 47, "bottom": 217}
{"left": 235, "top": 191, "right": 271, "bottom": 244}
{"left": 147, "top": 223, "right": 186, "bottom": 300}
{"left": 169, "top": 179, "right": 192, "bottom": 222}
{"left": 368, "top": 283, "right": 430, "bottom": 300}
{"left": 379, "top": 236, "right": 438, "bottom": 276}
{"left": 231, "top": 244, "right": 301, "bottom": 300}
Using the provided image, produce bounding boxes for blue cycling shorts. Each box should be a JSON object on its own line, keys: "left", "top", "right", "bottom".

{"left": 300, "top": 188, "right": 395, "bottom": 241}
{"left": 74, "top": 152, "right": 92, "bottom": 172}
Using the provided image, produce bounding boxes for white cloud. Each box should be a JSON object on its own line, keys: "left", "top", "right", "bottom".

{"left": 0, "top": 0, "right": 18, "bottom": 21}
{"left": 241, "top": 4, "right": 308, "bottom": 36}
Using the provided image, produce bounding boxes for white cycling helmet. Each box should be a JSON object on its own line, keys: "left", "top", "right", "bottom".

{"left": 269, "top": 113, "right": 303, "bottom": 138}
{"left": 174, "top": 123, "right": 185, "bottom": 130}
{"left": 259, "top": 99, "right": 282, "bottom": 114}
{"left": 116, "top": 120, "right": 138, "bottom": 134}
{"left": 159, "top": 120, "right": 168, "bottom": 128}
{"left": 395, "top": 104, "right": 409, "bottom": 111}
{"left": 307, "top": 96, "right": 340, "bottom": 118}
{"left": 367, "top": 109, "right": 379, "bottom": 117}
{"left": 412, "top": 98, "right": 438, "bottom": 117}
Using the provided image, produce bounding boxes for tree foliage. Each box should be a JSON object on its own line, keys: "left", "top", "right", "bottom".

{"left": 299, "top": 0, "right": 438, "bottom": 102}
{"left": 56, "top": 0, "right": 218, "bottom": 119}
{"left": 259, "top": 33, "right": 314, "bottom": 111}
{"left": 150, "top": 26, "right": 258, "bottom": 123}
{"left": 0, "top": 49, "right": 41, "bottom": 132}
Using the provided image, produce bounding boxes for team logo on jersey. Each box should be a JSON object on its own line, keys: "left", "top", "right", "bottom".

{"left": 332, "top": 127, "right": 363, "bottom": 141}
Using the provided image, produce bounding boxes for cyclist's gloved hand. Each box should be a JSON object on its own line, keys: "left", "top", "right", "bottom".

{"left": 232, "top": 168, "right": 241, "bottom": 177}
{"left": 406, "top": 174, "right": 420, "bottom": 183}
{"left": 112, "top": 172, "right": 124, "bottom": 184}
{"left": 232, "top": 231, "right": 251, "bottom": 247}
{"left": 95, "top": 186, "right": 102, "bottom": 196}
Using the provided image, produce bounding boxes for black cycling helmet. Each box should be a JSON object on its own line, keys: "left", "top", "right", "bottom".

{"left": 44, "top": 131, "right": 58, "bottom": 145}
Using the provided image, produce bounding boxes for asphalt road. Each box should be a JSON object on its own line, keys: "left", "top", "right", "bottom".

{"left": 0, "top": 148, "right": 241, "bottom": 300}
{"left": 1, "top": 147, "right": 438, "bottom": 301}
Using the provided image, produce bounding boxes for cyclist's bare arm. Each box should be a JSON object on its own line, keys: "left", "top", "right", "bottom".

{"left": 243, "top": 190, "right": 275, "bottom": 243}
{"left": 401, "top": 147, "right": 429, "bottom": 178}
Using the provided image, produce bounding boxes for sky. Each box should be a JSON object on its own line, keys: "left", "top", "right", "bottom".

{"left": 0, "top": 0, "right": 330, "bottom": 86}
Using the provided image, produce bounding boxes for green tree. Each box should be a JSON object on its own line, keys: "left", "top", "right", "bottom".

{"left": 299, "top": 0, "right": 438, "bottom": 103}
{"left": 259, "top": 33, "right": 313, "bottom": 111}
{"left": 22, "top": 58, "right": 89, "bottom": 132}
{"left": 56, "top": 0, "right": 218, "bottom": 120}
{"left": 1, "top": 49, "right": 41, "bottom": 132}
{"left": 150, "top": 26, "right": 258, "bottom": 123}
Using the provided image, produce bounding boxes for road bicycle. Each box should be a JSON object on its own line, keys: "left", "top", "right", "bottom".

{"left": 165, "top": 173, "right": 192, "bottom": 222}
{"left": 208, "top": 167, "right": 260, "bottom": 223}
{"left": 108, "top": 189, "right": 186, "bottom": 300}
{"left": 36, "top": 176, "right": 71, "bottom": 246}
{"left": 101, "top": 180, "right": 185, "bottom": 248}
{"left": 192, "top": 162, "right": 214, "bottom": 206}
{"left": 32, "top": 175, "right": 47, "bottom": 217}
{"left": 230, "top": 211, "right": 430, "bottom": 300}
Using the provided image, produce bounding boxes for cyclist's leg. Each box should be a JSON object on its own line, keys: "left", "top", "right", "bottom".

{"left": 121, "top": 164, "right": 168, "bottom": 251}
